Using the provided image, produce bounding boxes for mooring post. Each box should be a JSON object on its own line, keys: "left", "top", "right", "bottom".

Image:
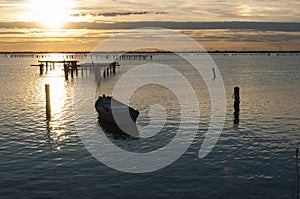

{"left": 212, "top": 68, "right": 216, "bottom": 80}
{"left": 106, "top": 67, "right": 109, "bottom": 76}
{"left": 234, "top": 87, "right": 240, "bottom": 125}
{"left": 113, "top": 62, "right": 116, "bottom": 74}
{"left": 234, "top": 87, "right": 240, "bottom": 112}
{"left": 45, "top": 84, "right": 51, "bottom": 121}
{"left": 39, "top": 64, "right": 44, "bottom": 75}
{"left": 64, "top": 64, "right": 69, "bottom": 80}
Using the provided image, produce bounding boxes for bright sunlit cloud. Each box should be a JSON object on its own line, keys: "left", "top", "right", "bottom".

{"left": 237, "top": 4, "right": 253, "bottom": 17}
{"left": 22, "top": 0, "right": 75, "bottom": 28}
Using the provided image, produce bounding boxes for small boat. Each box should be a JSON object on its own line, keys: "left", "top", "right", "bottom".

{"left": 95, "top": 95, "right": 139, "bottom": 124}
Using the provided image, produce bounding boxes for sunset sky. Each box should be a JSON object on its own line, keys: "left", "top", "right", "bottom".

{"left": 0, "top": 0, "right": 299, "bottom": 51}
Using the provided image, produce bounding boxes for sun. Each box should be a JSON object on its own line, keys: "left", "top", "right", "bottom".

{"left": 22, "top": 0, "right": 74, "bottom": 28}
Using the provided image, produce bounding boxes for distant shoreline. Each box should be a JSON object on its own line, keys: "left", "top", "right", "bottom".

{"left": 0, "top": 50, "right": 299, "bottom": 54}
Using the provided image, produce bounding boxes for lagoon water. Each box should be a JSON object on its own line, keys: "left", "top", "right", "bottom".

{"left": 0, "top": 53, "right": 299, "bottom": 198}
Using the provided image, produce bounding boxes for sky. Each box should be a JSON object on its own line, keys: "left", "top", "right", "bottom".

{"left": 0, "top": 0, "right": 299, "bottom": 51}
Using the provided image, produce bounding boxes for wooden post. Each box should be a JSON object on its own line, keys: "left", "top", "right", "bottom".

{"left": 212, "top": 68, "right": 216, "bottom": 80}
{"left": 64, "top": 64, "right": 69, "bottom": 80}
{"left": 106, "top": 67, "right": 109, "bottom": 76}
{"left": 45, "top": 84, "right": 51, "bottom": 120}
{"left": 39, "top": 64, "right": 44, "bottom": 75}
{"left": 113, "top": 62, "right": 116, "bottom": 74}
{"left": 234, "top": 87, "right": 240, "bottom": 112}
{"left": 234, "top": 87, "right": 240, "bottom": 125}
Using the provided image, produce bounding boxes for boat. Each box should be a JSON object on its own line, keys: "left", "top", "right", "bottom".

{"left": 95, "top": 95, "right": 139, "bottom": 124}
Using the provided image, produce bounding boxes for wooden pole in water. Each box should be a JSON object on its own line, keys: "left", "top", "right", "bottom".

{"left": 39, "top": 64, "right": 44, "bottom": 75}
{"left": 64, "top": 64, "right": 69, "bottom": 80}
{"left": 234, "top": 87, "right": 240, "bottom": 125}
{"left": 106, "top": 67, "right": 109, "bottom": 76}
{"left": 113, "top": 62, "right": 116, "bottom": 74}
{"left": 45, "top": 84, "right": 51, "bottom": 120}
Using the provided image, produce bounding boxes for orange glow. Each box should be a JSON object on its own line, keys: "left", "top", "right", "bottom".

{"left": 22, "top": 0, "right": 75, "bottom": 29}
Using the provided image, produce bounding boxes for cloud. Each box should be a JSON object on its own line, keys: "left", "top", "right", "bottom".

{"left": 72, "top": 11, "right": 168, "bottom": 17}
{"left": 0, "top": 31, "right": 25, "bottom": 34}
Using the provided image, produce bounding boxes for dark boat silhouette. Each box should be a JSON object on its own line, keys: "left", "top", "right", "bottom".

{"left": 95, "top": 95, "right": 139, "bottom": 124}
{"left": 95, "top": 95, "right": 139, "bottom": 137}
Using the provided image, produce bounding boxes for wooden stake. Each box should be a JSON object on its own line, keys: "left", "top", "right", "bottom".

{"left": 64, "top": 64, "right": 69, "bottom": 80}
{"left": 234, "top": 87, "right": 240, "bottom": 112}
{"left": 39, "top": 64, "right": 44, "bottom": 75}
{"left": 113, "top": 62, "right": 116, "bottom": 74}
{"left": 234, "top": 87, "right": 240, "bottom": 125}
{"left": 45, "top": 84, "right": 51, "bottom": 121}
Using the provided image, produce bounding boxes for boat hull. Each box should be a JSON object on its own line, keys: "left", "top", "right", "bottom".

{"left": 95, "top": 96, "right": 139, "bottom": 124}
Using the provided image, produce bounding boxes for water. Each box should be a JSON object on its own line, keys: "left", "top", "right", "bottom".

{"left": 0, "top": 53, "right": 299, "bottom": 198}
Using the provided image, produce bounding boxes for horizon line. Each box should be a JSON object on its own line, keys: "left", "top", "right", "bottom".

{"left": 0, "top": 50, "right": 299, "bottom": 54}
{"left": 1, "top": 21, "right": 299, "bottom": 31}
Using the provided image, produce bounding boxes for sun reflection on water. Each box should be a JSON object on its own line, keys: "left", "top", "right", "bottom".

{"left": 44, "top": 69, "right": 66, "bottom": 118}
{"left": 41, "top": 55, "right": 72, "bottom": 146}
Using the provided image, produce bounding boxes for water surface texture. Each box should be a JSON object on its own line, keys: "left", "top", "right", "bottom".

{"left": 0, "top": 53, "right": 299, "bottom": 198}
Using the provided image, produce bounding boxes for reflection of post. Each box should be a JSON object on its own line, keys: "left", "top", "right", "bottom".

{"left": 45, "top": 84, "right": 51, "bottom": 121}
{"left": 233, "top": 87, "right": 240, "bottom": 125}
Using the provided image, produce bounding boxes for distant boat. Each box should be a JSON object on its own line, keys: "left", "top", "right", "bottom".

{"left": 95, "top": 95, "right": 139, "bottom": 124}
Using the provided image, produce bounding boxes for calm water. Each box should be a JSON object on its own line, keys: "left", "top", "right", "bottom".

{"left": 0, "top": 53, "right": 299, "bottom": 198}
